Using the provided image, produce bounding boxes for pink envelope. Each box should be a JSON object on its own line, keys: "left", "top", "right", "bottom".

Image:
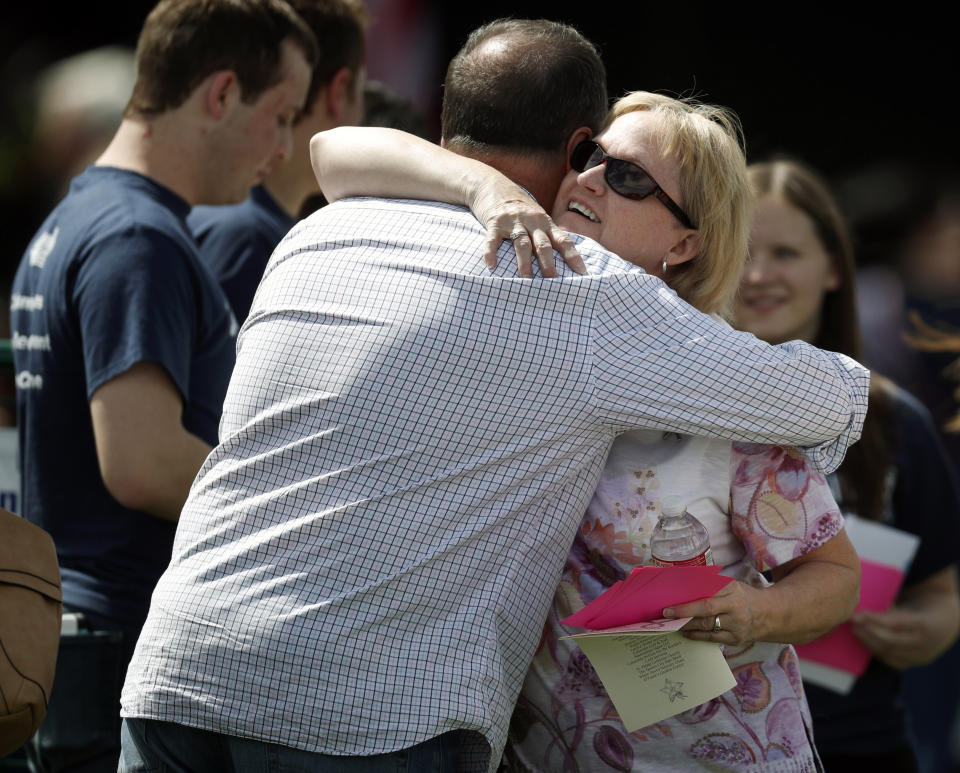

{"left": 795, "top": 558, "right": 905, "bottom": 675}
{"left": 562, "top": 579, "right": 629, "bottom": 629}
{"left": 561, "top": 565, "right": 732, "bottom": 630}
{"left": 565, "top": 569, "right": 666, "bottom": 627}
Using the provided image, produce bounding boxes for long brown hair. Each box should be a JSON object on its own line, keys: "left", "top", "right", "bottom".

{"left": 748, "top": 159, "right": 892, "bottom": 521}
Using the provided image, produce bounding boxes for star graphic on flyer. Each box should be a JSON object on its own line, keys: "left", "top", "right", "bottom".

{"left": 661, "top": 678, "right": 686, "bottom": 702}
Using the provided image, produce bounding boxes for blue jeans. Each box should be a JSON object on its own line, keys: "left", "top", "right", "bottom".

{"left": 119, "top": 718, "right": 463, "bottom": 772}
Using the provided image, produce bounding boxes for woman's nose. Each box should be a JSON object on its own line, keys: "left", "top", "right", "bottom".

{"left": 579, "top": 163, "right": 607, "bottom": 194}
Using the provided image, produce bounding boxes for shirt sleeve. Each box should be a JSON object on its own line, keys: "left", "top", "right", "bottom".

{"left": 72, "top": 228, "right": 198, "bottom": 400}
{"left": 727, "top": 443, "right": 844, "bottom": 572}
{"left": 588, "top": 273, "right": 870, "bottom": 474}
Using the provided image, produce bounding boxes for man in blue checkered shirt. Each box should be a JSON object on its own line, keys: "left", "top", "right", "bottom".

{"left": 120, "top": 18, "right": 869, "bottom": 773}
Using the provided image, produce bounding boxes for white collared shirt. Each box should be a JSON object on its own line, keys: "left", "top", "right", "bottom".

{"left": 121, "top": 197, "right": 868, "bottom": 771}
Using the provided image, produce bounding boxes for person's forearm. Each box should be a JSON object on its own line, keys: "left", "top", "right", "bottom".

{"left": 309, "top": 126, "right": 580, "bottom": 278}
{"left": 701, "top": 335, "right": 870, "bottom": 473}
{"left": 668, "top": 531, "right": 860, "bottom": 646}
{"left": 783, "top": 344, "right": 870, "bottom": 473}
{"left": 310, "top": 126, "right": 511, "bottom": 210}
{"left": 761, "top": 552, "right": 861, "bottom": 644}
{"left": 101, "top": 428, "right": 211, "bottom": 522}
{"left": 648, "top": 338, "right": 869, "bottom": 474}
{"left": 140, "top": 429, "right": 212, "bottom": 521}
{"left": 91, "top": 362, "right": 213, "bottom": 523}
{"left": 597, "top": 294, "right": 871, "bottom": 475}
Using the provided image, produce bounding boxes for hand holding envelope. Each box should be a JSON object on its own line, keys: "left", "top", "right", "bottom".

{"left": 558, "top": 565, "right": 738, "bottom": 732}
{"left": 561, "top": 564, "right": 733, "bottom": 630}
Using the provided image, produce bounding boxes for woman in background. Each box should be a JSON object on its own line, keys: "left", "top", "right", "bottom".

{"left": 735, "top": 158, "right": 960, "bottom": 772}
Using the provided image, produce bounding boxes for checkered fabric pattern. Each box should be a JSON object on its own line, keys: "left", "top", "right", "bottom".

{"left": 121, "top": 197, "right": 869, "bottom": 772}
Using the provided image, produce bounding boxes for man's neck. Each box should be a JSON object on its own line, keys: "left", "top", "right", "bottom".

{"left": 96, "top": 117, "right": 201, "bottom": 206}
{"left": 457, "top": 146, "right": 566, "bottom": 210}
{"left": 508, "top": 167, "right": 564, "bottom": 211}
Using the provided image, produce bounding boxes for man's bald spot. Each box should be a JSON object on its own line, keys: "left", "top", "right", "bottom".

{"left": 441, "top": 18, "right": 607, "bottom": 156}
{"left": 466, "top": 32, "right": 542, "bottom": 87}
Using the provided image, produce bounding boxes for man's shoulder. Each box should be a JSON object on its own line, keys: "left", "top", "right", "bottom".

{"left": 53, "top": 167, "right": 194, "bottom": 256}
{"left": 311, "top": 195, "right": 475, "bottom": 223}
{"left": 290, "top": 196, "right": 484, "bottom": 257}
{"left": 19, "top": 171, "right": 194, "bottom": 281}
{"left": 303, "top": 198, "right": 644, "bottom": 271}
{"left": 284, "top": 197, "right": 663, "bottom": 290}
{"left": 569, "top": 234, "right": 647, "bottom": 279}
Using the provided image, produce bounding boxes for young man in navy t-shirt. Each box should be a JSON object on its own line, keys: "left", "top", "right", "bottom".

{"left": 9, "top": 0, "right": 316, "bottom": 768}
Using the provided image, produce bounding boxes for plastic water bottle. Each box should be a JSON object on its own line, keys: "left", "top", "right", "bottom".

{"left": 650, "top": 496, "right": 713, "bottom": 567}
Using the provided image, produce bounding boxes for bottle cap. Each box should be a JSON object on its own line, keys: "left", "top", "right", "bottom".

{"left": 660, "top": 496, "right": 686, "bottom": 517}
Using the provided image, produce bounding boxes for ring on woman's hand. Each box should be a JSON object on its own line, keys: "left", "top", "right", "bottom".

{"left": 712, "top": 615, "right": 721, "bottom": 633}
{"left": 508, "top": 230, "right": 526, "bottom": 241}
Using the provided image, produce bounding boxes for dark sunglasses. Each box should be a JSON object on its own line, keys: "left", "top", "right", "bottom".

{"left": 569, "top": 140, "right": 695, "bottom": 229}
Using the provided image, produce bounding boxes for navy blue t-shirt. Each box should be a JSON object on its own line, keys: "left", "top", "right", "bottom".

{"left": 10, "top": 165, "right": 238, "bottom": 631}
{"left": 188, "top": 184, "right": 294, "bottom": 322}
{"left": 805, "top": 384, "right": 960, "bottom": 756}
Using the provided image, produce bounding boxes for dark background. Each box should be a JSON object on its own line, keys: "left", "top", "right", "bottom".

{"left": 2, "top": 2, "right": 957, "bottom": 277}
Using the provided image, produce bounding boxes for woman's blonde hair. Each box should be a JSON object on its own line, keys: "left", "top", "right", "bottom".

{"left": 607, "top": 91, "right": 751, "bottom": 316}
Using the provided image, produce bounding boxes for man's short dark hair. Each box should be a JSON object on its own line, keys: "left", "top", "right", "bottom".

{"left": 441, "top": 19, "right": 608, "bottom": 156}
{"left": 125, "top": 0, "right": 318, "bottom": 118}
{"left": 287, "top": 0, "right": 368, "bottom": 116}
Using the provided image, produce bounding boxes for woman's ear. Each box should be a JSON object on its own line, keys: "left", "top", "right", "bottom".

{"left": 665, "top": 229, "right": 700, "bottom": 268}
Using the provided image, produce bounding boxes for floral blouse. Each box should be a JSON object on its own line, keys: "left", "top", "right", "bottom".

{"left": 503, "top": 432, "right": 844, "bottom": 772}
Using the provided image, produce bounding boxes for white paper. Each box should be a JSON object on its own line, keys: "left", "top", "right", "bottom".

{"left": 843, "top": 513, "right": 919, "bottom": 570}
{"left": 569, "top": 630, "right": 736, "bottom": 731}
{"left": 798, "top": 658, "right": 856, "bottom": 695}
